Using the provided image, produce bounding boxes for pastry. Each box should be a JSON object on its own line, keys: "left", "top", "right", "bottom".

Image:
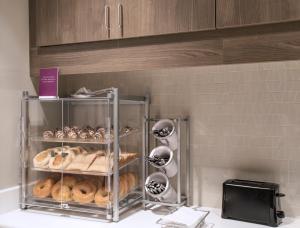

{"left": 72, "top": 180, "right": 97, "bottom": 204}
{"left": 63, "top": 126, "right": 71, "bottom": 134}
{"left": 67, "top": 129, "right": 78, "bottom": 139}
{"left": 86, "top": 126, "right": 95, "bottom": 137}
{"left": 33, "top": 149, "right": 51, "bottom": 168}
{"left": 71, "top": 126, "right": 80, "bottom": 133}
{"left": 87, "top": 154, "right": 111, "bottom": 173}
{"left": 120, "top": 126, "right": 133, "bottom": 135}
{"left": 93, "top": 131, "right": 103, "bottom": 140}
{"left": 48, "top": 149, "right": 74, "bottom": 170}
{"left": 96, "top": 127, "right": 105, "bottom": 134}
{"left": 43, "top": 130, "right": 54, "bottom": 139}
{"left": 120, "top": 152, "right": 138, "bottom": 165}
{"left": 79, "top": 129, "right": 89, "bottom": 139}
{"left": 104, "top": 129, "right": 114, "bottom": 141}
{"left": 54, "top": 129, "right": 65, "bottom": 139}
{"left": 65, "top": 152, "right": 98, "bottom": 171}
{"left": 32, "top": 178, "right": 55, "bottom": 198}
{"left": 51, "top": 181, "right": 72, "bottom": 202}
{"left": 69, "top": 146, "right": 85, "bottom": 155}
{"left": 87, "top": 152, "right": 138, "bottom": 172}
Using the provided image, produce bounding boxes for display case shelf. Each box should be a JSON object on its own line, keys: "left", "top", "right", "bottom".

{"left": 29, "top": 188, "right": 142, "bottom": 210}
{"left": 31, "top": 157, "right": 140, "bottom": 176}
{"left": 30, "top": 129, "right": 139, "bottom": 145}
{"left": 25, "top": 192, "right": 142, "bottom": 221}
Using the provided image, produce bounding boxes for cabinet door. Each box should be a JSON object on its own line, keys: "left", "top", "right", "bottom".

{"left": 114, "top": 0, "right": 215, "bottom": 39}
{"left": 217, "top": 0, "right": 300, "bottom": 28}
{"left": 36, "top": 0, "right": 109, "bottom": 46}
{"left": 36, "top": 0, "right": 60, "bottom": 46}
{"left": 191, "top": 0, "right": 216, "bottom": 32}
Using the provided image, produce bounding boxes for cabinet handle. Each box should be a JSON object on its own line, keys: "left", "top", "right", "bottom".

{"left": 105, "top": 5, "right": 110, "bottom": 38}
{"left": 118, "top": 4, "right": 123, "bottom": 37}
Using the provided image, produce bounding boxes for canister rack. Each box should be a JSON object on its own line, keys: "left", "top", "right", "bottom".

{"left": 142, "top": 117, "right": 190, "bottom": 208}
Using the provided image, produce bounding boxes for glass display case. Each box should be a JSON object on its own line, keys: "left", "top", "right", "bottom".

{"left": 20, "top": 88, "right": 149, "bottom": 222}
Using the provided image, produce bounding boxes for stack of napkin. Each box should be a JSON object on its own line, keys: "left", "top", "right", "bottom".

{"left": 159, "top": 207, "right": 208, "bottom": 228}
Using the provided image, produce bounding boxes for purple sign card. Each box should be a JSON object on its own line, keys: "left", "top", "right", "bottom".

{"left": 39, "top": 68, "right": 59, "bottom": 98}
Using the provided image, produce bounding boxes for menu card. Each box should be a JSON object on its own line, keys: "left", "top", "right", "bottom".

{"left": 39, "top": 68, "right": 59, "bottom": 98}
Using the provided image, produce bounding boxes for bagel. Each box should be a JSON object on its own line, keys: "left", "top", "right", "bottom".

{"left": 126, "top": 172, "right": 137, "bottom": 191}
{"left": 72, "top": 181, "right": 96, "bottom": 204}
{"left": 94, "top": 186, "right": 109, "bottom": 207}
{"left": 33, "top": 149, "right": 51, "bottom": 168}
{"left": 62, "top": 175, "right": 77, "bottom": 189}
{"left": 119, "top": 175, "right": 129, "bottom": 199}
{"left": 32, "top": 178, "right": 55, "bottom": 198}
{"left": 51, "top": 182, "right": 72, "bottom": 202}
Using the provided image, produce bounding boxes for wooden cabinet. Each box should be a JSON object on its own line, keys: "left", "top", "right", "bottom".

{"left": 36, "top": 0, "right": 109, "bottom": 46}
{"left": 113, "top": 0, "right": 215, "bottom": 39}
{"left": 59, "top": 0, "right": 110, "bottom": 44}
{"left": 34, "top": 0, "right": 215, "bottom": 46}
{"left": 191, "top": 0, "right": 216, "bottom": 32}
{"left": 217, "top": 0, "right": 300, "bottom": 28}
{"left": 35, "top": 0, "right": 60, "bottom": 46}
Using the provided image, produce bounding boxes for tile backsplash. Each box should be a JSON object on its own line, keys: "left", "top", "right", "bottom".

{"left": 63, "top": 60, "right": 300, "bottom": 216}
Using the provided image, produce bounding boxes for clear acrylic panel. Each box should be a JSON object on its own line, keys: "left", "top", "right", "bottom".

{"left": 26, "top": 99, "right": 63, "bottom": 209}
{"left": 21, "top": 94, "right": 147, "bottom": 220}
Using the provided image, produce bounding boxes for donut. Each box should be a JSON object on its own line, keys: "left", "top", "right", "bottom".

{"left": 33, "top": 178, "right": 55, "bottom": 198}
{"left": 94, "top": 186, "right": 109, "bottom": 206}
{"left": 51, "top": 182, "right": 72, "bottom": 202}
{"left": 33, "top": 149, "right": 51, "bottom": 168}
{"left": 72, "top": 181, "right": 96, "bottom": 204}
{"left": 48, "top": 149, "right": 74, "bottom": 170}
{"left": 126, "top": 172, "right": 137, "bottom": 191}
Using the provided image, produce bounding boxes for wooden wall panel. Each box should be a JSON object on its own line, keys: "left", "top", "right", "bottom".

{"left": 30, "top": 39, "right": 223, "bottom": 76}
{"left": 217, "top": 0, "right": 300, "bottom": 28}
{"left": 223, "top": 31, "right": 300, "bottom": 64}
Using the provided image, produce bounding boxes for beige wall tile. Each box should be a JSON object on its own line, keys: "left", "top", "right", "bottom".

{"left": 62, "top": 59, "right": 300, "bottom": 216}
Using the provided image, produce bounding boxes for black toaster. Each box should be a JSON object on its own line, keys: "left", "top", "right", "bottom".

{"left": 222, "top": 179, "right": 285, "bottom": 227}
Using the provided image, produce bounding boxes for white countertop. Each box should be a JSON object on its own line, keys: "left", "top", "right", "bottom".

{"left": 0, "top": 207, "right": 299, "bottom": 228}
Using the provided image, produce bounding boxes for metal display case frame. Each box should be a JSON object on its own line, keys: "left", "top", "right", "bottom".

{"left": 143, "top": 117, "right": 190, "bottom": 208}
{"left": 20, "top": 88, "right": 149, "bottom": 222}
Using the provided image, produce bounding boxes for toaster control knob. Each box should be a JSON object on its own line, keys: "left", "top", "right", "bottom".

{"left": 277, "top": 211, "right": 285, "bottom": 219}
{"left": 276, "top": 193, "right": 285, "bottom": 197}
